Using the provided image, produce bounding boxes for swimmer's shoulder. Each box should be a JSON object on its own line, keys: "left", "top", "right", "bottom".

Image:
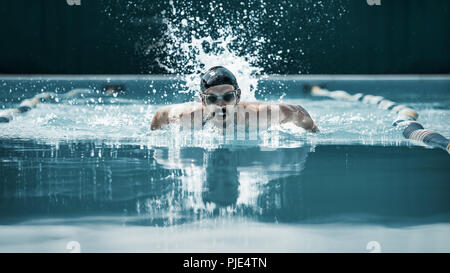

{"left": 155, "top": 101, "right": 202, "bottom": 113}
{"left": 237, "top": 101, "right": 272, "bottom": 111}
{"left": 239, "top": 101, "right": 268, "bottom": 106}
{"left": 168, "top": 101, "right": 203, "bottom": 117}
{"left": 239, "top": 101, "right": 306, "bottom": 113}
{"left": 151, "top": 102, "right": 203, "bottom": 130}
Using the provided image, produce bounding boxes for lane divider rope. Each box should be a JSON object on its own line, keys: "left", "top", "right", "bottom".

{"left": 309, "top": 86, "right": 449, "bottom": 153}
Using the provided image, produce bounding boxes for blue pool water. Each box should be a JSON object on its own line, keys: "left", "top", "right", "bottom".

{"left": 0, "top": 75, "right": 449, "bottom": 252}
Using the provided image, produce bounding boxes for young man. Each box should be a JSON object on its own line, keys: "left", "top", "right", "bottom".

{"left": 151, "top": 66, "right": 319, "bottom": 132}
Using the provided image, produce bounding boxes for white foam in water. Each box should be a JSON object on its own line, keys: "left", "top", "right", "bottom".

{"left": 1, "top": 95, "right": 449, "bottom": 148}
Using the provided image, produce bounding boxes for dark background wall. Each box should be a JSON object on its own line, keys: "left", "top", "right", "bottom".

{"left": 0, "top": 0, "right": 449, "bottom": 74}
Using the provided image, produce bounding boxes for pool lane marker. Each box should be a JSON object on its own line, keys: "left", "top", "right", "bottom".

{"left": 0, "top": 89, "right": 95, "bottom": 123}
{"left": 308, "top": 86, "right": 450, "bottom": 153}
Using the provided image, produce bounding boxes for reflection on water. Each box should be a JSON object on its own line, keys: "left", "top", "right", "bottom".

{"left": 0, "top": 139, "right": 311, "bottom": 225}
{"left": 151, "top": 144, "right": 309, "bottom": 221}
{"left": 1, "top": 138, "right": 450, "bottom": 252}
{"left": 1, "top": 139, "right": 449, "bottom": 228}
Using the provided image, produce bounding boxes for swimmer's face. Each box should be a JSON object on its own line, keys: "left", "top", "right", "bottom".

{"left": 201, "top": 84, "right": 240, "bottom": 122}
{"left": 201, "top": 84, "right": 238, "bottom": 106}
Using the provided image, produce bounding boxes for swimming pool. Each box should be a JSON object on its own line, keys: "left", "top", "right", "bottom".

{"left": 0, "top": 75, "right": 449, "bottom": 252}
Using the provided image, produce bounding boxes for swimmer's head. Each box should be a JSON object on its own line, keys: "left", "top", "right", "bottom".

{"left": 199, "top": 66, "right": 241, "bottom": 106}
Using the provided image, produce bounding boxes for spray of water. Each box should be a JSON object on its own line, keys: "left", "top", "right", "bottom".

{"left": 104, "top": 0, "right": 348, "bottom": 100}
{"left": 152, "top": 0, "right": 274, "bottom": 101}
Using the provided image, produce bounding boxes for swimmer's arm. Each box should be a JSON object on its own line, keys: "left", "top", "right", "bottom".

{"left": 151, "top": 103, "right": 204, "bottom": 130}
{"left": 279, "top": 104, "right": 319, "bottom": 132}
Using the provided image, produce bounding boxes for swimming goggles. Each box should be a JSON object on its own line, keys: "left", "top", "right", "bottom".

{"left": 202, "top": 90, "right": 239, "bottom": 104}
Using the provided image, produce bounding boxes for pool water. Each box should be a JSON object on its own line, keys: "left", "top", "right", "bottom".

{"left": 0, "top": 75, "right": 449, "bottom": 252}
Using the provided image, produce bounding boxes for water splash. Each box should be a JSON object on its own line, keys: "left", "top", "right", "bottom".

{"left": 103, "top": 0, "right": 348, "bottom": 99}
{"left": 147, "top": 0, "right": 348, "bottom": 100}
{"left": 153, "top": 0, "right": 273, "bottom": 101}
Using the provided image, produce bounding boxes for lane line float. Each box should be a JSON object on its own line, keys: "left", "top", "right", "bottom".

{"left": 308, "top": 85, "right": 449, "bottom": 153}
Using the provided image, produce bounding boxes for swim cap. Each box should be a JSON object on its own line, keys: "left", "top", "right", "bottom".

{"left": 200, "top": 66, "right": 239, "bottom": 93}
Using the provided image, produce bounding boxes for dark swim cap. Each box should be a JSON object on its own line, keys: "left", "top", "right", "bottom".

{"left": 200, "top": 66, "right": 239, "bottom": 93}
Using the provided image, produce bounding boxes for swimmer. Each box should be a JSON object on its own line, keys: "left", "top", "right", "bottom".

{"left": 151, "top": 66, "right": 319, "bottom": 132}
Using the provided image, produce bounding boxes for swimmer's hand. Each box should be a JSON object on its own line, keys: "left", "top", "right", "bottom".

{"left": 310, "top": 123, "right": 320, "bottom": 133}
{"left": 280, "top": 104, "right": 319, "bottom": 133}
